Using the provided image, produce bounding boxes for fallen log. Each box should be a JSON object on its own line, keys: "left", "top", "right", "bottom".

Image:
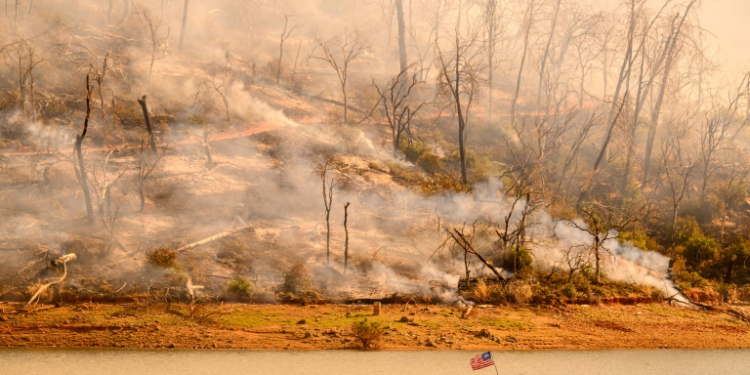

{"left": 28, "top": 253, "right": 77, "bottom": 305}
{"left": 175, "top": 224, "right": 254, "bottom": 254}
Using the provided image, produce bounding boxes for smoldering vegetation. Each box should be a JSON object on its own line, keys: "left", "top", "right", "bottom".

{"left": 0, "top": 0, "right": 748, "bottom": 310}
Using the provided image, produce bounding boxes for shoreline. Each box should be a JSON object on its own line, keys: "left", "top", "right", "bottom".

{"left": 1, "top": 302, "right": 748, "bottom": 351}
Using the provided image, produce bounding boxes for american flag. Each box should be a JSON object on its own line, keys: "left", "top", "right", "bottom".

{"left": 469, "top": 351, "right": 495, "bottom": 371}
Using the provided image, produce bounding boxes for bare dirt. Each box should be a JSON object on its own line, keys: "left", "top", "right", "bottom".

{"left": 0, "top": 302, "right": 748, "bottom": 350}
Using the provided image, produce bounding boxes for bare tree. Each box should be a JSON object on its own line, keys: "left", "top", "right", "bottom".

{"left": 276, "top": 14, "right": 297, "bottom": 84}
{"left": 313, "top": 29, "right": 370, "bottom": 123}
{"left": 536, "top": 0, "right": 563, "bottom": 108}
{"left": 437, "top": 6, "right": 482, "bottom": 185}
{"left": 562, "top": 244, "right": 591, "bottom": 282}
{"left": 316, "top": 158, "right": 344, "bottom": 266}
{"left": 620, "top": 1, "right": 696, "bottom": 196}
{"left": 136, "top": 5, "right": 171, "bottom": 89}
{"left": 137, "top": 95, "right": 158, "bottom": 153}
{"left": 698, "top": 72, "right": 750, "bottom": 200}
{"left": 178, "top": 0, "right": 189, "bottom": 51}
{"left": 510, "top": 0, "right": 535, "bottom": 126}
{"left": 372, "top": 66, "right": 424, "bottom": 155}
{"left": 194, "top": 66, "right": 232, "bottom": 124}
{"left": 481, "top": 0, "right": 508, "bottom": 122}
{"left": 567, "top": 202, "right": 638, "bottom": 284}
{"left": 137, "top": 144, "right": 166, "bottom": 212}
{"left": 75, "top": 76, "right": 95, "bottom": 224}
{"left": 659, "top": 124, "right": 698, "bottom": 252}
{"left": 343, "top": 202, "right": 350, "bottom": 274}
{"left": 396, "top": 0, "right": 407, "bottom": 73}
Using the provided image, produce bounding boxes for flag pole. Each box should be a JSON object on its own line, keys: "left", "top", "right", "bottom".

{"left": 491, "top": 352, "right": 499, "bottom": 375}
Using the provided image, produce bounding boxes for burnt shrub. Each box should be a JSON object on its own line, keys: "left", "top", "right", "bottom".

{"left": 351, "top": 318, "right": 384, "bottom": 349}
{"left": 147, "top": 246, "right": 177, "bottom": 268}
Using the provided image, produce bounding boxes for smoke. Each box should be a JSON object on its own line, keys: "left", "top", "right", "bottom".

{"left": 0, "top": 0, "right": 715, "bottom": 307}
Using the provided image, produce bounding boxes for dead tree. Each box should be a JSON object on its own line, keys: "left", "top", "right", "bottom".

{"left": 137, "top": 144, "right": 166, "bottom": 211}
{"left": 510, "top": 0, "right": 535, "bottom": 126}
{"left": 75, "top": 76, "right": 95, "bottom": 224}
{"left": 448, "top": 228, "right": 506, "bottom": 282}
{"left": 179, "top": 0, "right": 189, "bottom": 51}
{"left": 194, "top": 68, "right": 232, "bottom": 124}
{"left": 697, "top": 73, "right": 750, "bottom": 200}
{"left": 562, "top": 244, "right": 590, "bottom": 282}
{"left": 577, "top": 0, "right": 643, "bottom": 204}
{"left": 437, "top": 17, "right": 481, "bottom": 185}
{"left": 396, "top": 0, "right": 407, "bottom": 73}
{"left": 372, "top": 66, "right": 424, "bottom": 155}
{"left": 620, "top": 2, "right": 695, "bottom": 196}
{"left": 136, "top": 5, "right": 170, "bottom": 89}
{"left": 312, "top": 29, "right": 370, "bottom": 123}
{"left": 92, "top": 150, "right": 127, "bottom": 224}
{"left": 28, "top": 254, "right": 77, "bottom": 305}
{"left": 203, "top": 127, "right": 213, "bottom": 169}
{"left": 481, "top": 0, "right": 507, "bottom": 122}
{"left": 659, "top": 126, "right": 697, "bottom": 253}
{"left": 567, "top": 203, "right": 638, "bottom": 284}
{"left": 344, "top": 202, "right": 350, "bottom": 274}
{"left": 316, "top": 158, "right": 341, "bottom": 266}
{"left": 137, "top": 95, "right": 158, "bottom": 153}
{"left": 276, "top": 14, "right": 297, "bottom": 84}
{"left": 536, "top": 0, "right": 562, "bottom": 108}
{"left": 642, "top": 2, "right": 697, "bottom": 184}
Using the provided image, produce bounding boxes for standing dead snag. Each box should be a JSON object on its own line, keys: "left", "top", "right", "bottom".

{"left": 203, "top": 127, "right": 213, "bottom": 169}
{"left": 75, "top": 75, "right": 95, "bottom": 224}
{"left": 437, "top": 31, "right": 480, "bottom": 185}
{"left": 344, "top": 202, "right": 350, "bottom": 274}
{"left": 372, "top": 66, "right": 424, "bottom": 155}
{"left": 178, "top": 0, "right": 189, "bottom": 51}
{"left": 316, "top": 158, "right": 347, "bottom": 266}
{"left": 321, "top": 166, "right": 336, "bottom": 266}
{"left": 567, "top": 203, "right": 638, "bottom": 284}
{"left": 137, "top": 95, "right": 158, "bottom": 153}
{"left": 312, "top": 29, "right": 370, "bottom": 123}
{"left": 276, "top": 14, "right": 297, "bottom": 85}
{"left": 138, "top": 144, "right": 166, "bottom": 211}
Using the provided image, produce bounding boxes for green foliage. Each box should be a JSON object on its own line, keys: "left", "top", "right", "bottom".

{"left": 682, "top": 234, "right": 720, "bottom": 269}
{"left": 351, "top": 318, "right": 384, "bottom": 349}
{"left": 228, "top": 277, "right": 255, "bottom": 300}
{"left": 399, "top": 140, "right": 442, "bottom": 174}
{"left": 502, "top": 246, "right": 533, "bottom": 272}
{"left": 618, "top": 230, "right": 658, "bottom": 251}
{"left": 147, "top": 247, "right": 177, "bottom": 268}
{"left": 726, "top": 238, "right": 750, "bottom": 260}
{"left": 561, "top": 283, "right": 578, "bottom": 299}
{"left": 675, "top": 271, "right": 711, "bottom": 290}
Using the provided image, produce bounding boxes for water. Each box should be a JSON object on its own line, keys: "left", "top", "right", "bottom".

{"left": 0, "top": 349, "right": 748, "bottom": 375}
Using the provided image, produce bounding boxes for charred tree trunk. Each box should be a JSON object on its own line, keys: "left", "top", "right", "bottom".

{"left": 178, "top": 0, "right": 189, "bottom": 51}
{"left": 725, "top": 256, "right": 737, "bottom": 284}
{"left": 76, "top": 76, "right": 95, "bottom": 224}
{"left": 204, "top": 127, "right": 213, "bottom": 169}
{"left": 537, "top": 0, "right": 562, "bottom": 108}
{"left": 594, "top": 238, "right": 601, "bottom": 284}
{"left": 343, "top": 202, "right": 350, "bottom": 274}
{"left": 138, "top": 95, "right": 158, "bottom": 153}
{"left": 510, "top": 0, "right": 534, "bottom": 126}
{"left": 396, "top": 0, "right": 407, "bottom": 74}
{"left": 454, "top": 40, "right": 467, "bottom": 185}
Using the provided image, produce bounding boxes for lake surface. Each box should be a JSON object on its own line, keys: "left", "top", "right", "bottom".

{"left": 0, "top": 349, "right": 748, "bottom": 375}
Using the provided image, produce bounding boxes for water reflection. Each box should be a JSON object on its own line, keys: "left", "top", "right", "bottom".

{"left": 0, "top": 349, "right": 748, "bottom": 375}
